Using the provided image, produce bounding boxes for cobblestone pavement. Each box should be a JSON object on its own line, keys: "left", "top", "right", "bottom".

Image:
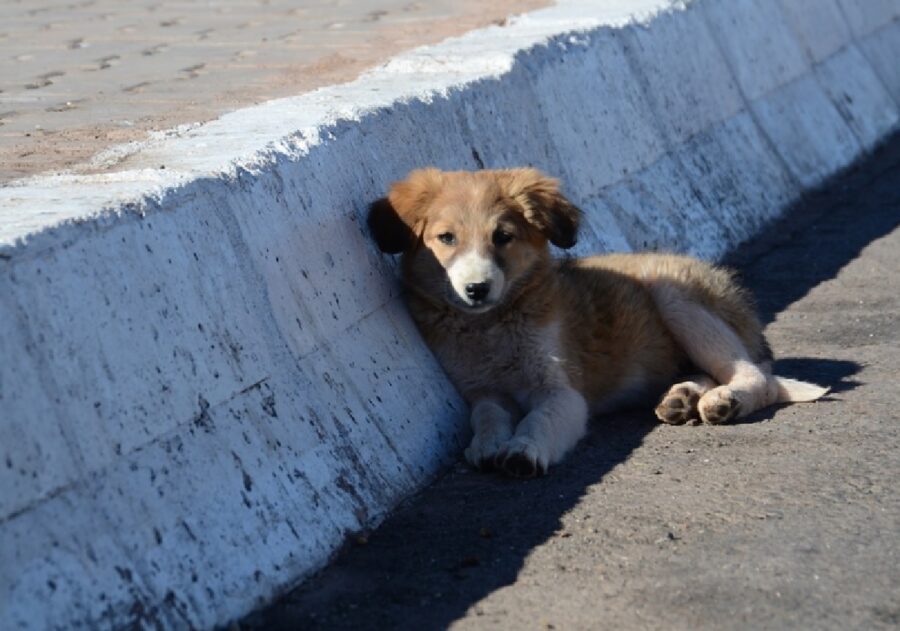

{"left": 0, "top": 0, "right": 546, "bottom": 182}
{"left": 242, "top": 135, "right": 900, "bottom": 630}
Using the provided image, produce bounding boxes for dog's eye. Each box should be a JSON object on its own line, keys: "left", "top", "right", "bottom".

{"left": 493, "top": 230, "right": 514, "bottom": 246}
{"left": 437, "top": 232, "right": 456, "bottom": 246}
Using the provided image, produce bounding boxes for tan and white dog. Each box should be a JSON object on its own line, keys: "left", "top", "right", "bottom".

{"left": 368, "top": 168, "right": 827, "bottom": 477}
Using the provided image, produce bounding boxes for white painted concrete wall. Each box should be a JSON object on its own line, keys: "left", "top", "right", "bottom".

{"left": 2, "top": 0, "right": 899, "bottom": 628}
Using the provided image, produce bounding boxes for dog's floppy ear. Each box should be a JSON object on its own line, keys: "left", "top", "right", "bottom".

{"left": 368, "top": 197, "right": 412, "bottom": 254}
{"left": 495, "top": 168, "right": 581, "bottom": 249}
{"left": 368, "top": 168, "right": 444, "bottom": 254}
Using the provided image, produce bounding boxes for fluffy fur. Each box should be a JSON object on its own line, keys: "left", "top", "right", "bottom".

{"left": 368, "top": 168, "right": 828, "bottom": 477}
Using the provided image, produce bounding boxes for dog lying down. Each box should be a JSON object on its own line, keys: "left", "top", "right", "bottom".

{"left": 368, "top": 167, "right": 828, "bottom": 478}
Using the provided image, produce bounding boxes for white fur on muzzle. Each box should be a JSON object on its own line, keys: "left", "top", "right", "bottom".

{"left": 446, "top": 249, "right": 505, "bottom": 309}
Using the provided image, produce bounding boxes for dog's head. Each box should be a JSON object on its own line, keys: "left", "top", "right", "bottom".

{"left": 368, "top": 168, "right": 581, "bottom": 313}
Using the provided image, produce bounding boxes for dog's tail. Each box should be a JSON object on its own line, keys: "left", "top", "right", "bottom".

{"left": 774, "top": 376, "right": 830, "bottom": 403}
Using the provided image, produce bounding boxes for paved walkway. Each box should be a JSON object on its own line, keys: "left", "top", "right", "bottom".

{"left": 0, "top": 0, "right": 546, "bottom": 183}
{"left": 243, "top": 135, "right": 900, "bottom": 630}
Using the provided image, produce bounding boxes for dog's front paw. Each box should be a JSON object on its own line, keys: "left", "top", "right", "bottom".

{"left": 465, "top": 429, "right": 512, "bottom": 471}
{"left": 699, "top": 386, "right": 741, "bottom": 424}
{"left": 495, "top": 437, "right": 549, "bottom": 478}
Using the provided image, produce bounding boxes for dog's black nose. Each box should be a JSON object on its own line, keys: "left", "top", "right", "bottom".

{"left": 465, "top": 282, "right": 490, "bottom": 302}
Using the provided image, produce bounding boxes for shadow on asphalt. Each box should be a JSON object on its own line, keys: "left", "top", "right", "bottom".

{"left": 724, "top": 131, "right": 900, "bottom": 326}
{"left": 732, "top": 357, "right": 862, "bottom": 426}
{"left": 242, "top": 409, "right": 655, "bottom": 631}
{"left": 773, "top": 357, "right": 862, "bottom": 396}
{"left": 241, "top": 134, "right": 900, "bottom": 631}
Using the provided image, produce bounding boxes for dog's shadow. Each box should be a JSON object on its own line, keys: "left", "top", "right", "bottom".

{"left": 244, "top": 407, "right": 656, "bottom": 631}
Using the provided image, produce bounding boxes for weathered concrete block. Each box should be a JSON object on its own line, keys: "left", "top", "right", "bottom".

{"left": 752, "top": 74, "right": 861, "bottom": 187}
{"left": 621, "top": 6, "right": 743, "bottom": 145}
{"left": 857, "top": 20, "right": 900, "bottom": 105}
{"left": 703, "top": 0, "right": 808, "bottom": 101}
{"left": 838, "top": 0, "right": 899, "bottom": 39}
{"left": 534, "top": 28, "right": 667, "bottom": 192}
{"left": 815, "top": 44, "right": 900, "bottom": 151}
{"left": 778, "top": 0, "right": 853, "bottom": 63}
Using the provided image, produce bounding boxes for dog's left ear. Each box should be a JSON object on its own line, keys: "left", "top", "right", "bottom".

{"left": 495, "top": 168, "right": 581, "bottom": 249}
{"left": 368, "top": 168, "right": 445, "bottom": 254}
{"left": 368, "top": 197, "right": 413, "bottom": 254}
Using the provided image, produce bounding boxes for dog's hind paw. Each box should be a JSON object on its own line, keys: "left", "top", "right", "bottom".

{"left": 655, "top": 383, "right": 704, "bottom": 425}
{"left": 495, "top": 438, "right": 548, "bottom": 478}
{"left": 698, "top": 386, "right": 741, "bottom": 424}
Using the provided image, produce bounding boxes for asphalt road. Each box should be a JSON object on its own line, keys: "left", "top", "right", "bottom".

{"left": 242, "top": 134, "right": 900, "bottom": 630}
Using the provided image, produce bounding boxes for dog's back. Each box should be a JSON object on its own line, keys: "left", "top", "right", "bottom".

{"left": 571, "top": 252, "right": 770, "bottom": 363}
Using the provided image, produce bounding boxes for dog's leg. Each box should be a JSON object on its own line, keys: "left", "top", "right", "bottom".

{"left": 655, "top": 374, "right": 717, "bottom": 425}
{"left": 464, "top": 395, "right": 520, "bottom": 471}
{"left": 496, "top": 387, "right": 588, "bottom": 477}
{"left": 650, "top": 284, "right": 775, "bottom": 424}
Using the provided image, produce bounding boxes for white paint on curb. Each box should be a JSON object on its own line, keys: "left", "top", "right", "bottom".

{"left": 1, "top": 0, "right": 899, "bottom": 629}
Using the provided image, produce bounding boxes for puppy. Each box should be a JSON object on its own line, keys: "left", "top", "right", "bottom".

{"left": 368, "top": 168, "right": 827, "bottom": 477}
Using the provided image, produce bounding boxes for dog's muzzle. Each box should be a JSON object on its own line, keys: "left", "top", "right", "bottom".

{"left": 447, "top": 250, "right": 505, "bottom": 310}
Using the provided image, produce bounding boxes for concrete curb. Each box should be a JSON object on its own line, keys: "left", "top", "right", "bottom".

{"left": 2, "top": 0, "right": 899, "bottom": 628}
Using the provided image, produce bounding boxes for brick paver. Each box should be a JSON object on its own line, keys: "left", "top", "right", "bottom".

{"left": 0, "top": 0, "right": 546, "bottom": 182}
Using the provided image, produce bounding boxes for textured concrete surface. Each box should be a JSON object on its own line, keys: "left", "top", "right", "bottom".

{"left": 2, "top": 0, "right": 900, "bottom": 629}
{"left": 243, "top": 132, "right": 900, "bottom": 631}
{"left": 0, "top": 0, "right": 547, "bottom": 182}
